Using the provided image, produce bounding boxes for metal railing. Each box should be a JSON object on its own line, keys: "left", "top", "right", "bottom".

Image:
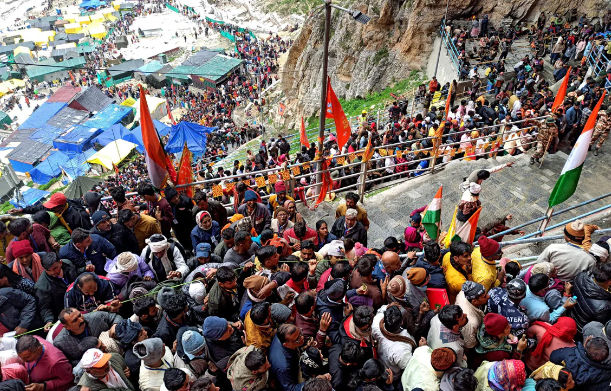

{"left": 440, "top": 24, "right": 462, "bottom": 77}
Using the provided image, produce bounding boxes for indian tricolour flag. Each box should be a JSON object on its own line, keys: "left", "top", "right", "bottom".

{"left": 548, "top": 91, "right": 606, "bottom": 207}
{"left": 422, "top": 185, "right": 442, "bottom": 241}
{"left": 453, "top": 207, "right": 482, "bottom": 244}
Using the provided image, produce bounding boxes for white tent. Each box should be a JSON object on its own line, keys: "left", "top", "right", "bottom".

{"left": 86, "top": 139, "right": 136, "bottom": 170}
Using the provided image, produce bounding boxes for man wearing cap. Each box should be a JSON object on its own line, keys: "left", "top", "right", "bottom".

{"left": 457, "top": 183, "right": 481, "bottom": 224}
{"left": 335, "top": 192, "right": 370, "bottom": 230}
{"left": 186, "top": 242, "right": 223, "bottom": 270}
{"left": 59, "top": 227, "right": 117, "bottom": 276}
{"left": 35, "top": 252, "right": 77, "bottom": 327}
{"left": 8, "top": 239, "right": 44, "bottom": 283}
{"left": 487, "top": 279, "right": 530, "bottom": 337}
{"left": 531, "top": 115, "right": 559, "bottom": 164}
{"left": 141, "top": 234, "right": 189, "bottom": 282}
{"left": 11, "top": 192, "right": 92, "bottom": 232}
{"left": 590, "top": 108, "right": 610, "bottom": 155}
{"left": 268, "top": 181, "right": 294, "bottom": 214}
{"left": 237, "top": 190, "right": 271, "bottom": 235}
{"left": 133, "top": 337, "right": 185, "bottom": 391}
{"left": 310, "top": 239, "right": 345, "bottom": 288}
{"left": 202, "top": 316, "right": 245, "bottom": 389}
{"left": 471, "top": 235, "right": 502, "bottom": 291}
{"left": 455, "top": 281, "right": 488, "bottom": 349}
{"left": 91, "top": 210, "right": 138, "bottom": 255}
{"left": 459, "top": 162, "right": 514, "bottom": 193}
{"left": 331, "top": 208, "right": 367, "bottom": 247}
{"left": 536, "top": 220, "right": 597, "bottom": 281}
{"left": 583, "top": 320, "right": 611, "bottom": 366}
{"left": 78, "top": 348, "right": 134, "bottom": 391}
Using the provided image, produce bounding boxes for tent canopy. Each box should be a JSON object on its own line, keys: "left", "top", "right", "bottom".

{"left": 165, "top": 121, "right": 216, "bottom": 155}
{"left": 53, "top": 125, "right": 102, "bottom": 154}
{"left": 29, "top": 150, "right": 71, "bottom": 184}
{"left": 84, "top": 104, "right": 132, "bottom": 129}
{"left": 10, "top": 187, "right": 50, "bottom": 208}
{"left": 19, "top": 102, "right": 67, "bottom": 130}
{"left": 87, "top": 139, "right": 136, "bottom": 169}
{"left": 64, "top": 175, "right": 99, "bottom": 199}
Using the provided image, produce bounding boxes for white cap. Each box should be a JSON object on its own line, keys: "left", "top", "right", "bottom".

{"left": 80, "top": 348, "right": 111, "bottom": 369}
{"left": 327, "top": 240, "right": 345, "bottom": 257}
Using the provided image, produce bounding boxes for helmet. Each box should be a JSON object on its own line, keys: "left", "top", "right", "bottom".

{"left": 362, "top": 110, "right": 367, "bottom": 115}
{"left": 506, "top": 278, "right": 527, "bottom": 301}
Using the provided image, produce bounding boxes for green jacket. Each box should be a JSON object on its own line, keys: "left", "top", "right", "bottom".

{"left": 77, "top": 353, "right": 135, "bottom": 391}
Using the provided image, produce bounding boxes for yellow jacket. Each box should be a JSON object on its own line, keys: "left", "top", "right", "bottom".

{"left": 442, "top": 252, "right": 472, "bottom": 301}
{"left": 470, "top": 247, "right": 499, "bottom": 292}
{"left": 244, "top": 310, "right": 275, "bottom": 351}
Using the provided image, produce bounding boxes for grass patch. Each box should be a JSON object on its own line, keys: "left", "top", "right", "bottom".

{"left": 0, "top": 201, "right": 13, "bottom": 213}
{"left": 38, "top": 177, "right": 60, "bottom": 191}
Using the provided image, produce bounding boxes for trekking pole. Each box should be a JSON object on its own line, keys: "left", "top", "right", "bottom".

{"left": 538, "top": 135, "right": 552, "bottom": 168}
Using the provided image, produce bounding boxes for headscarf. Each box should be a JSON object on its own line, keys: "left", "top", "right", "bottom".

{"left": 487, "top": 360, "right": 526, "bottom": 391}
{"left": 196, "top": 211, "right": 212, "bottom": 230}
{"left": 529, "top": 362, "right": 563, "bottom": 382}
{"left": 12, "top": 252, "right": 44, "bottom": 282}
{"left": 531, "top": 317, "right": 577, "bottom": 357}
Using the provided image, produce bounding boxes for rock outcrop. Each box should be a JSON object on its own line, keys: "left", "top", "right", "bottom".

{"left": 279, "top": 0, "right": 609, "bottom": 123}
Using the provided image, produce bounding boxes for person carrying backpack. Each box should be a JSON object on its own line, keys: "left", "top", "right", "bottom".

{"left": 141, "top": 234, "right": 189, "bottom": 281}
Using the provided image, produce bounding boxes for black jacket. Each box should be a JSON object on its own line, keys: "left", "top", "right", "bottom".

{"left": 63, "top": 272, "right": 116, "bottom": 313}
{"left": 91, "top": 223, "right": 139, "bottom": 255}
{"left": 551, "top": 343, "right": 611, "bottom": 391}
{"left": 23, "top": 199, "right": 92, "bottom": 231}
{"left": 572, "top": 271, "right": 611, "bottom": 331}
{"left": 331, "top": 217, "right": 368, "bottom": 246}
{"left": 0, "top": 287, "right": 42, "bottom": 331}
{"left": 35, "top": 259, "right": 77, "bottom": 323}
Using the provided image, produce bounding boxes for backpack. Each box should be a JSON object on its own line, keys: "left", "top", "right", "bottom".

{"left": 144, "top": 238, "right": 187, "bottom": 266}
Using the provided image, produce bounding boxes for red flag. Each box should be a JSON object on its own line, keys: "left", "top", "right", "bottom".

{"left": 300, "top": 117, "right": 310, "bottom": 148}
{"left": 140, "top": 85, "right": 176, "bottom": 187}
{"left": 363, "top": 136, "right": 374, "bottom": 162}
{"left": 112, "top": 162, "right": 120, "bottom": 175}
{"left": 176, "top": 143, "right": 193, "bottom": 197}
{"left": 325, "top": 77, "right": 351, "bottom": 151}
{"left": 315, "top": 159, "right": 333, "bottom": 206}
{"left": 445, "top": 83, "right": 453, "bottom": 119}
{"left": 552, "top": 66, "right": 571, "bottom": 113}
{"left": 166, "top": 99, "right": 177, "bottom": 125}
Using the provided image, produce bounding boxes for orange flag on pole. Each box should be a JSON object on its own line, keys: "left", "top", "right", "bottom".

{"left": 552, "top": 66, "right": 571, "bottom": 113}
{"left": 176, "top": 143, "right": 194, "bottom": 197}
{"left": 325, "top": 77, "right": 351, "bottom": 151}
{"left": 444, "top": 83, "right": 453, "bottom": 120}
{"left": 300, "top": 117, "right": 310, "bottom": 148}
{"left": 140, "top": 85, "right": 176, "bottom": 187}
{"left": 363, "top": 136, "right": 374, "bottom": 162}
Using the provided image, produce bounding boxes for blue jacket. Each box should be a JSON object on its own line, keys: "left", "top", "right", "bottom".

{"left": 0, "top": 287, "right": 41, "bottom": 330}
{"left": 59, "top": 234, "right": 117, "bottom": 276}
{"left": 521, "top": 287, "right": 565, "bottom": 323}
{"left": 64, "top": 272, "right": 116, "bottom": 313}
{"left": 550, "top": 344, "right": 611, "bottom": 391}
{"left": 487, "top": 287, "right": 530, "bottom": 337}
{"left": 315, "top": 289, "right": 345, "bottom": 344}
{"left": 414, "top": 256, "right": 447, "bottom": 288}
{"left": 269, "top": 336, "right": 303, "bottom": 391}
{"left": 190, "top": 221, "right": 221, "bottom": 250}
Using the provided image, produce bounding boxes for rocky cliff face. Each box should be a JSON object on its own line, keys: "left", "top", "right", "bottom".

{"left": 279, "top": 0, "right": 609, "bottom": 122}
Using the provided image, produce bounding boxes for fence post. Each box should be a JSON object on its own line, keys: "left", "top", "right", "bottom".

{"left": 358, "top": 160, "right": 368, "bottom": 203}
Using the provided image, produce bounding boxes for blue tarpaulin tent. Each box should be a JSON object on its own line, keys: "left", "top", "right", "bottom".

{"left": 18, "top": 102, "right": 67, "bottom": 130}
{"left": 80, "top": 0, "right": 106, "bottom": 9}
{"left": 30, "top": 124, "right": 65, "bottom": 145}
{"left": 53, "top": 125, "right": 102, "bottom": 154}
{"left": 29, "top": 150, "right": 70, "bottom": 184}
{"left": 130, "top": 120, "right": 170, "bottom": 153}
{"left": 10, "top": 188, "right": 50, "bottom": 208}
{"left": 61, "top": 149, "right": 95, "bottom": 179}
{"left": 165, "top": 122, "right": 216, "bottom": 154}
{"left": 84, "top": 104, "right": 132, "bottom": 129}
{"left": 92, "top": 123, "right": 144, "bottom": 153}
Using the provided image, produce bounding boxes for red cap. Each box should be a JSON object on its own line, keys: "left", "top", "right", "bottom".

{"left": 478, "top": 235, "right": 500, "bottom": 258}
{"left": 12, "top": 240, "right": 33, "bottom": 258}
{"left": 484, "top": 313, "right": 509, "bottom": 336}
{"left": 274, "top": 181, "right": 286, "bottom": 194}
{"left": 43, "top": 193, "right": 67, "bottom": 209}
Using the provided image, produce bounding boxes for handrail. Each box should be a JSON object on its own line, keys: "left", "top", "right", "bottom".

{"left": 518, "top": 204, "right": 611, "bottom": 240}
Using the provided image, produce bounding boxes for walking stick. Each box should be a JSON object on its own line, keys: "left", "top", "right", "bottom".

{"left": 538, "top": 135, "right": 553, "bottom": 168}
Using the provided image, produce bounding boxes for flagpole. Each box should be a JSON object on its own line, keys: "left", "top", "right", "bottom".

{"left": 537, "top": 207, "right": 554, "bottom": 237}
{"left": 316, "top": 0, "right": 332, "bottom": 199}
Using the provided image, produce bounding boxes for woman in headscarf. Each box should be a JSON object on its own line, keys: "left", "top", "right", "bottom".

{"left": 474, "top": 359, "right": 526, "bottom": 391}
{"left": 522, "top": 362, "right": 575, "bottom": 391}
{"left": 190, "top": 210, "right": 221, "bottom": 250}
{"left": 476, "top": 313, "right": 527, "bottom": 362}
{"left": 525, "top": 317, "right": 577, "bottom": 370}
{"left": 283, "top": 200, "right": 303, "bottom": 224}
{"left": 10, "top": 240, "right": 44, "bottom": 283}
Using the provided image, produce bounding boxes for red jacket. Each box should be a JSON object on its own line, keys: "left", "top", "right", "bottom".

{"left": 26, "top": 336, "right": 73, "bottom": 391}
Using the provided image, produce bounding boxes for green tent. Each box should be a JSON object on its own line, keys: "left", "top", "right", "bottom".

{"left": 64, "top": 176, "right": 100, "bottom": 199}
{"left": 0, "top": 111, "right": 12, "bottom": 127}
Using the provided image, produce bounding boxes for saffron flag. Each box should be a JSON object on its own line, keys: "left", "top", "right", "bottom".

{"left": 140, "top": 86, "right": 176, "bottom": 187}
{"left": 453, "top": 207, "right": 482, "bottom": 244}
{"left": 422, "top": 185, "right": 442, "bottom": 241}
{"left": 443, "top": 206, "right": 458, "bottom": 248}
{"left": 278, "top": 102, "right": 286, "bottom": 116}
{"left": 551, "top": 66, "right": 571, "bottom": 113}
{"left": 363, "top": 136, "right": 374, "bottom": 162}
{"left": 548, "top": 91, "right": 606, "bottom": 207}
{"left": 176, "top": 143, "right": 194, "bottom": 198}
{"left": 316, "top": 159, "right": 333, "bottom": 206}
{"left": 300, "top": 117, "right": 310, "bottom": 148}
{"left": 325, "top": 77, "right": 351, "bottom": 151}
{"left": 444, "top": 83, "right": 453, "bottom": 119}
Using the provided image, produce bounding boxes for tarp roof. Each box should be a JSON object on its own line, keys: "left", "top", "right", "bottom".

{"left": 61, "top": 148, "right": 95, "bottom": 179}
{"left": 19, "top": 102, "right": 67, "bottom": 130}
{"left": 87, "top": 139, "right": 136, "bottom": 169}
{"left": 6, "top": 140, "right": 52, "bottom": 165}
{"left": 191, "top": 55, "right": 242, "bottom": 82}
{"left": 29, "top": 150, "right": 71, "bottom": 184}
{"left": 92, "top": 123, "right": 131, "bottom": 146}
{"left": 14, "top": 53, "right": 35, "bottom": 67}
{"left": 136, "top": 60, "right": 163, "bottom": 75}
{"left": 84, "top": 104, "right": 131, "bottom": 129}
{"left": 69, "top": 85, "right": 113, "bottom": 113}
{"left": 53, "top": 125, "right": 102, "bottom": 153}
{"left": 47, "top": 106, "right": 89, "bottom": 129}
{"left": 48, "top": 85, "right": 82, "bottom": 102}
{"left": 80, "top": 0, "right": 107, "bottom": 9}
{"left": 130, "top": 120, "right": 171, "bottom": 152}
{"left": 0, "top": 42, "right": 35, "bottom": 54}
{"left": 181, "top": 49, "right": 218, "bottom": 67}
{"left": 63, "top": 175, "right": 98, "bottom": 199}
{"left": 166, "top": 65, "right": 194, "bottom": 81}
{"left": 26, "top": 57, "right": 86, "bottom": 80}
{"left": 10, "top": 187, "right": 50, "bottom": 208}
{"left": 107, "top": 59, "right": 145, "bottom": 77}
{"left": 165, "top": 121, "right": 216, "bottom": 154}
{"left": 30, "top": 124, "right": 65, "bottom": 145}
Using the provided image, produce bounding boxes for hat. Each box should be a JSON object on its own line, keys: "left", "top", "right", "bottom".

{"left": 411, "top": 213, "right": 422, "bottom": 224}
{"left": 12, "top": 240, "right": 33, "bottom": 258}
{"left": 203, "top": 316, "right": 228, "bottom": 340}
{"left": 84, "top": 192, "right": 102, "bottom": 207}
{"left": 590, "top": 243, "right": 609, "bottom": 262}
{"left": 274, "top": 181, "right": 286, "bottom": 194}
{"left": 405, "top": 267, "right": 427, "bottom": 286}
{"left": 430, "top": 347, "right": 456, "bottom": 371}
{"left": 133, "top": 338, "right": 165, "bottom": 366}
{"left": 91, "top": 210, "right": 111, "bottom": 227}
{"left": 484, "top": 313, "right": 509, "bottom": 336}
{"left": 478, "top": 235, "right": 500, "bottom": 258}
{"left": 115, "top": 252, "right": 138, "bottom": 273}
{"left": 156, "top": 287, "right": 177, "bottom": 310}
{"left": 506, "top": 278, "right": 527, "bottom": 300}
{"left": 345, "top": 208, "right": 358, "bottom": 218}
{"left": 196, "top": 242, "right": 211, "bottom": 258}
{"left": 327, "top": 240, "right": 345, "bottom": 257}
{"left": 114, "top": 319, "right": 143, "bottom": 345}
{"left": 243, "top": 275, "right": 269, "bottom": 293}
{"left": 462, "top": 281, "right": 485, "bottom": 301}
{"left": 325, "top": 279, "right": 346, "bottom": 301}
{"left": 41, "top": 252, "right": 59, "bottom": 269}
{"left": 244, "top": 190, "right": 258, "bottom": 202}
{"left": 564, "top": 220, "right": 585, "bottom": 242}
{"left": 388, "top": 275, "right": 407, "bottom": 298}
{"left": 300, "top": 347, "right": 324, "bottom": 377}
{"left": 80, "top": 348, "right": 111, "bottom": 369}
{"left": 188, "top": 280, "right": 207, "bottom": 304}
{"left": 182, "top": 330, "right": 206, "bottom": 360}
{"left": 271, "top": 303, "right": 291, "bottom": 324}
{"left": 469, "top": 182, "right": 481, "bottom": 194}
{"left": 146, "top": 234, "right": 168, "bottom": 253}
{"left": 471, "top": 131, "right": 479, "bottom": 138}
{"left": 546, "top": 117, "right": 556, "bottom": 123}
{"left": 43, "top": 193, "right": 67, "bottom": 209}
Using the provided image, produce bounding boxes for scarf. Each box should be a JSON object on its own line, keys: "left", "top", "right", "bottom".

{"left": 475, "top": 323, "right": 513, "bottom": 354}
{"left": 12, "top": 253, "right": 44, "bottom": 282}
{"left": 488, "top": 360, "right": 526, "bottom": 391}
{"left": 529, "top": 362, "right": 563, "bottom": 382}
{"left": 378, "top": 318, "right": 416, "bottom": 348}
{"left": 531, "top": 317, "right": 577, "bottom": 357}
{"left": 55, "top": 204, "right": 72, "bottom": 234}
{"left": 196, "top": 211, "right": 212, "bottom": 230}
{"left": 87, "top": 367, "right": 128, "bottom": 389}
